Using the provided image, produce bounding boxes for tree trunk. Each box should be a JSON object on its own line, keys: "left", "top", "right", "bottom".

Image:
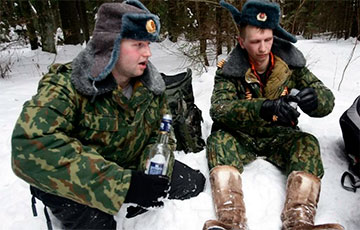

{"left": 216, "top": 5, "right": 223, "bottom": 57}
{"left": 58, "top": 0, "right": 82, "bottom": 45}
{"left": 196, "top": 1, "right": 209, "bottom": 67}
{"left": 0, "top": 0, "right": 15, "bottom": 42}
{"left": 350, "top": 0, "right": 359, "bottom": 39}
{"left": 50, "top": 0, "right": 61, "bottom": 30}
{"left": 291, "top": 0, "right": 306, "bottom": 35}
{"left": 19, "top": 1, "right": 38, "bottom": 50}
{"left": 32, "top": 0, "right": 56, "bottom": 53}
{"left": 77, "top": 0, "right": 90, "bottom": 43}
{"left": 166, "top": 0, "right": 181, "bottom": 42}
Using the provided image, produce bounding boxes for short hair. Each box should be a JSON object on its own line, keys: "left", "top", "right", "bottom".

{"left": 238, "top": 22, "right": 247, "bottom": 39}
{"left": 238, "top": 23, "right": 272, "bottom": 39}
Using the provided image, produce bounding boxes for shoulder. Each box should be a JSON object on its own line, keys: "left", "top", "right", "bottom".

{"left": 272, "top": 37, "right": 306, "bottom": 68}
{"left": 41, "top": 62, "right": 73, "bottom": 85}
{"left": 219, "top": 44, "right": 250, "bottom": 78}
{"left": 24, "top": 63, "right": 79, "bottom": 116}
{"left": 37, "top": 62, "right": 79, "bottom": 100}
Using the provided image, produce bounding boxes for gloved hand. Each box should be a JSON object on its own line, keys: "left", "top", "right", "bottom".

{"left": 297, "top": 87, "right": 318, "bottom": 114}
{"left": 124, "top": 171, "right": 170, "bottom": 208}
{"left": 260, "top": 96, "right": 300, "bottom": 126}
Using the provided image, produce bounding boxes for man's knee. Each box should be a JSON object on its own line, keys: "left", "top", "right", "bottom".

{"left": 207, "top": 130, "right": 235, "bottom": 168}
{"left": 290, "top": 132, "right": 324, "bottom": 177}
{"left": 206, "top": 130, "right": 251, "bottom": 172}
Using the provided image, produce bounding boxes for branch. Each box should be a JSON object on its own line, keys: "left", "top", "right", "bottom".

{"left": 291, "top": 0, "right": 306, "bottom": 34}
{"left": 186, "top": 0, "right": 220, "bottom": 5}
{"left": 337, "top": 35, "right": 360, "bottom": 91}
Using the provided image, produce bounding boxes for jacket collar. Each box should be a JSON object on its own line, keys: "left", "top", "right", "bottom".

{"left": 222, "top": 37, "right": 306, "bottom": 78}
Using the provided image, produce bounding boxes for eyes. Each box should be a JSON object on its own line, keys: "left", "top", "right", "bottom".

{"left": 264, "top": 37, "right": 273, "bottom": 42}
{"left": 133, "top": 42, "right": 150, "bottom": 49}
{"left": 250, "top": 37, "right": 273, "bottom": 44}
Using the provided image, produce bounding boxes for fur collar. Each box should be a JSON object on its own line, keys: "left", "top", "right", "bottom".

{"left": 71, "top": 40, "right": 165, "bottom": 97}
{"left": 222, "top": 37, "right": 306, "bottom": 78}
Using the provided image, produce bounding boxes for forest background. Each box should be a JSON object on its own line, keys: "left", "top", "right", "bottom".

{"left": 1, "top": 1, "right": 360, "bottom": 229}
{"left": 1, "top": 0, "right": 360, "bottom": 77}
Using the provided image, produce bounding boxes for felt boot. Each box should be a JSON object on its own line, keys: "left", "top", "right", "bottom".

{"left": 203, "top": 165, "right": 247, "bottom": 230}
{"left": 281, "top": 171, "right": 344, "bottom": 230}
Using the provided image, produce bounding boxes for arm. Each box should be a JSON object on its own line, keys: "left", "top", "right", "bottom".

{"left": 292, "top": 67, "right": 335, "bottom": 117}
{"left": 209, "top": 70, "right": 268, "bottom": 132}
{"left": 11, "top": 69, "right": 131, "bottom": 215}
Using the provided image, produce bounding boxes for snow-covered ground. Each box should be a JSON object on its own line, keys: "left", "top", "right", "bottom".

{"left": 1, "top": 37, "right": 360, "bottom": 230}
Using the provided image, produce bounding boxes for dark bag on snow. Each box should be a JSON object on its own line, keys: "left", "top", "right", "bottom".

{"left": 340, "top": 95, "right": 360, "bottom": 192}
{"left": 161, "top": 68, "right": 205, "bottom": 153}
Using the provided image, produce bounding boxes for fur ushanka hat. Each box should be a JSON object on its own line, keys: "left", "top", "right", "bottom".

{"left": 71, "top": 0, "right": 163, "bottom": 98}
{"left": 220, "top": 0, "right": 297, "bottom": 43}
{"left": 90, "top": 0, "right": 160, "bottom": 81}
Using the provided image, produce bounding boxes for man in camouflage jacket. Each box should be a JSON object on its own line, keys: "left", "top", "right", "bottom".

{"left": 11, "top": 1, "right": 204, "bottom": 229}
{"left": 203, "top": 1, "right": 344, "bottom": 230}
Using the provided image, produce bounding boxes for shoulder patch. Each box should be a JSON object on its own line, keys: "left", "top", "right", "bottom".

{"left": 217, "top": 59, "right": 226, "bottom": 69}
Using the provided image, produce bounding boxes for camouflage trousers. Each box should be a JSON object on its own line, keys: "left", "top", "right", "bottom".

{"left": 206, "top": 129, "right": 324, "bottom": 178}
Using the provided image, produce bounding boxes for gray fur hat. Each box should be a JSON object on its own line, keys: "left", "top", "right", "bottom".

{"left": 89, "top": 0, "right": 160, "bottom": 82}
{"left": 220, "top": 0, "right": 297, "bottom": 43}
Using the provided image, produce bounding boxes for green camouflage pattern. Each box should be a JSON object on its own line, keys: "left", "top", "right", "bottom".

{"left": 207, "top": 54, "right": 334, "bottom": 178}
{"left": 207, "top": 129, "right": 324, "bottom": 177}
{"left": 11, "top": 63, "right": 175, "bottom": 215}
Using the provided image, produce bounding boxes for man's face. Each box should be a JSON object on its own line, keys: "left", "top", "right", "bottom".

{"left": 238, "top": 25, "right": 273, "bottom": 67}
{"left": 114, "top": 39, "right": 152, "bottom": 80}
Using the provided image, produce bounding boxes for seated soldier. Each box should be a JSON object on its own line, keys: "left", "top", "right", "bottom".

{"left": 11, "top": 1, "right": 205, "bottom": 229}
{"left": 203, "top": 1, "right": 344, "bottom": 230}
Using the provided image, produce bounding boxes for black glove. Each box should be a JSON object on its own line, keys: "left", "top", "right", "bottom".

{"left": 124, "top": 171, "right": 170, "bottom": 208}
{"left": 297, "top": 87, "right": 318, "bottom": 114}
{"left": 260, "top": 96, "right": 300, "bottom": 126}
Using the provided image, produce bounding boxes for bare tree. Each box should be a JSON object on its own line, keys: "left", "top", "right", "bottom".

{"left": 19, "top": 0, "right": 38, "bottom": 50}
{"left": 32, "top": 0, "right": 56, "bottom": 53}
{"left": 338, "top": 35, "right": 360, "bottom": 90}
{"left": 195, "top": 1, "right": 210, "bottom": 66}
{"left": 58, "top": 0, "right": 82, "bottom": 45}
{"left": 290, "top": 0, "right": 306, "bottom": 35}
{"left": 76, "top": 0, "right": 90, "bottom": 43}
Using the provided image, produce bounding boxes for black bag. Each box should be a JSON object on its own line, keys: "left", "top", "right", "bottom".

{"left": 340, "top": 95, "right": 360, "bottom": 192}
{"left": 161, "top": 68, "right": 205, "bottom": 153}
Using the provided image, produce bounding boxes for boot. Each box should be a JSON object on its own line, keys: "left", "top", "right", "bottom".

{"left": 203, "top": 165, "right": 247, "bottom": 230}
{"left": 281, "top": 171, "right": 344, "bottom": 230}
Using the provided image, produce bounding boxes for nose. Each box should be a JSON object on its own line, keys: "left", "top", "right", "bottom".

{"left": 143, "top": 44, "right": 152, "bottom": 57}
{"left": 259, "top": 41, "right": 266, "bottom": 53}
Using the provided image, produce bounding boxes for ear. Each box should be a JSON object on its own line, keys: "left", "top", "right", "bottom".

{"left": 237, "top": 36, "right": 245, "bottom": 49}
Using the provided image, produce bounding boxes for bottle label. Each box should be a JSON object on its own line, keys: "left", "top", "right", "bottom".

{"left": 160, "top": 116, "right": 172, "bottom": 133}
{"left": 148, "top": 162, "right": 165, "bottom": 175}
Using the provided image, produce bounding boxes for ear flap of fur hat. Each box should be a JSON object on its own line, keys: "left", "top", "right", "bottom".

{"left": 220, "top": 0, "right": 297, "bottom": 43}
{"left": 89, "top": 0, "right": 160, "bottom": 82}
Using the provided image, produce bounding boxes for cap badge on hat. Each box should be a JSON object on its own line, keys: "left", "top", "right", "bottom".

{"left": 146, "top": 19, "right": 156, "bottom": 34}
{"left": 256, "top": 12, "right": 267, "bottom": 22}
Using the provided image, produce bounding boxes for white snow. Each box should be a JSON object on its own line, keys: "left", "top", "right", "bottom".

{"left": 1, "top": 37, "right": 360, "bottom": 230}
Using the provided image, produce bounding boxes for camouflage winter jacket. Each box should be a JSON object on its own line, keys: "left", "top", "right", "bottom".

{"left": 210, "top": 37, "right": 335, "bottom": 137}
{"left": 11, "top": 53, "right": 174, "bottom": 215}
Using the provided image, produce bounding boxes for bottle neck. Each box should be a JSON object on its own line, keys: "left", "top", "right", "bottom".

{"left": 158, "top": 131, "right": 169, "bottom": 144}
